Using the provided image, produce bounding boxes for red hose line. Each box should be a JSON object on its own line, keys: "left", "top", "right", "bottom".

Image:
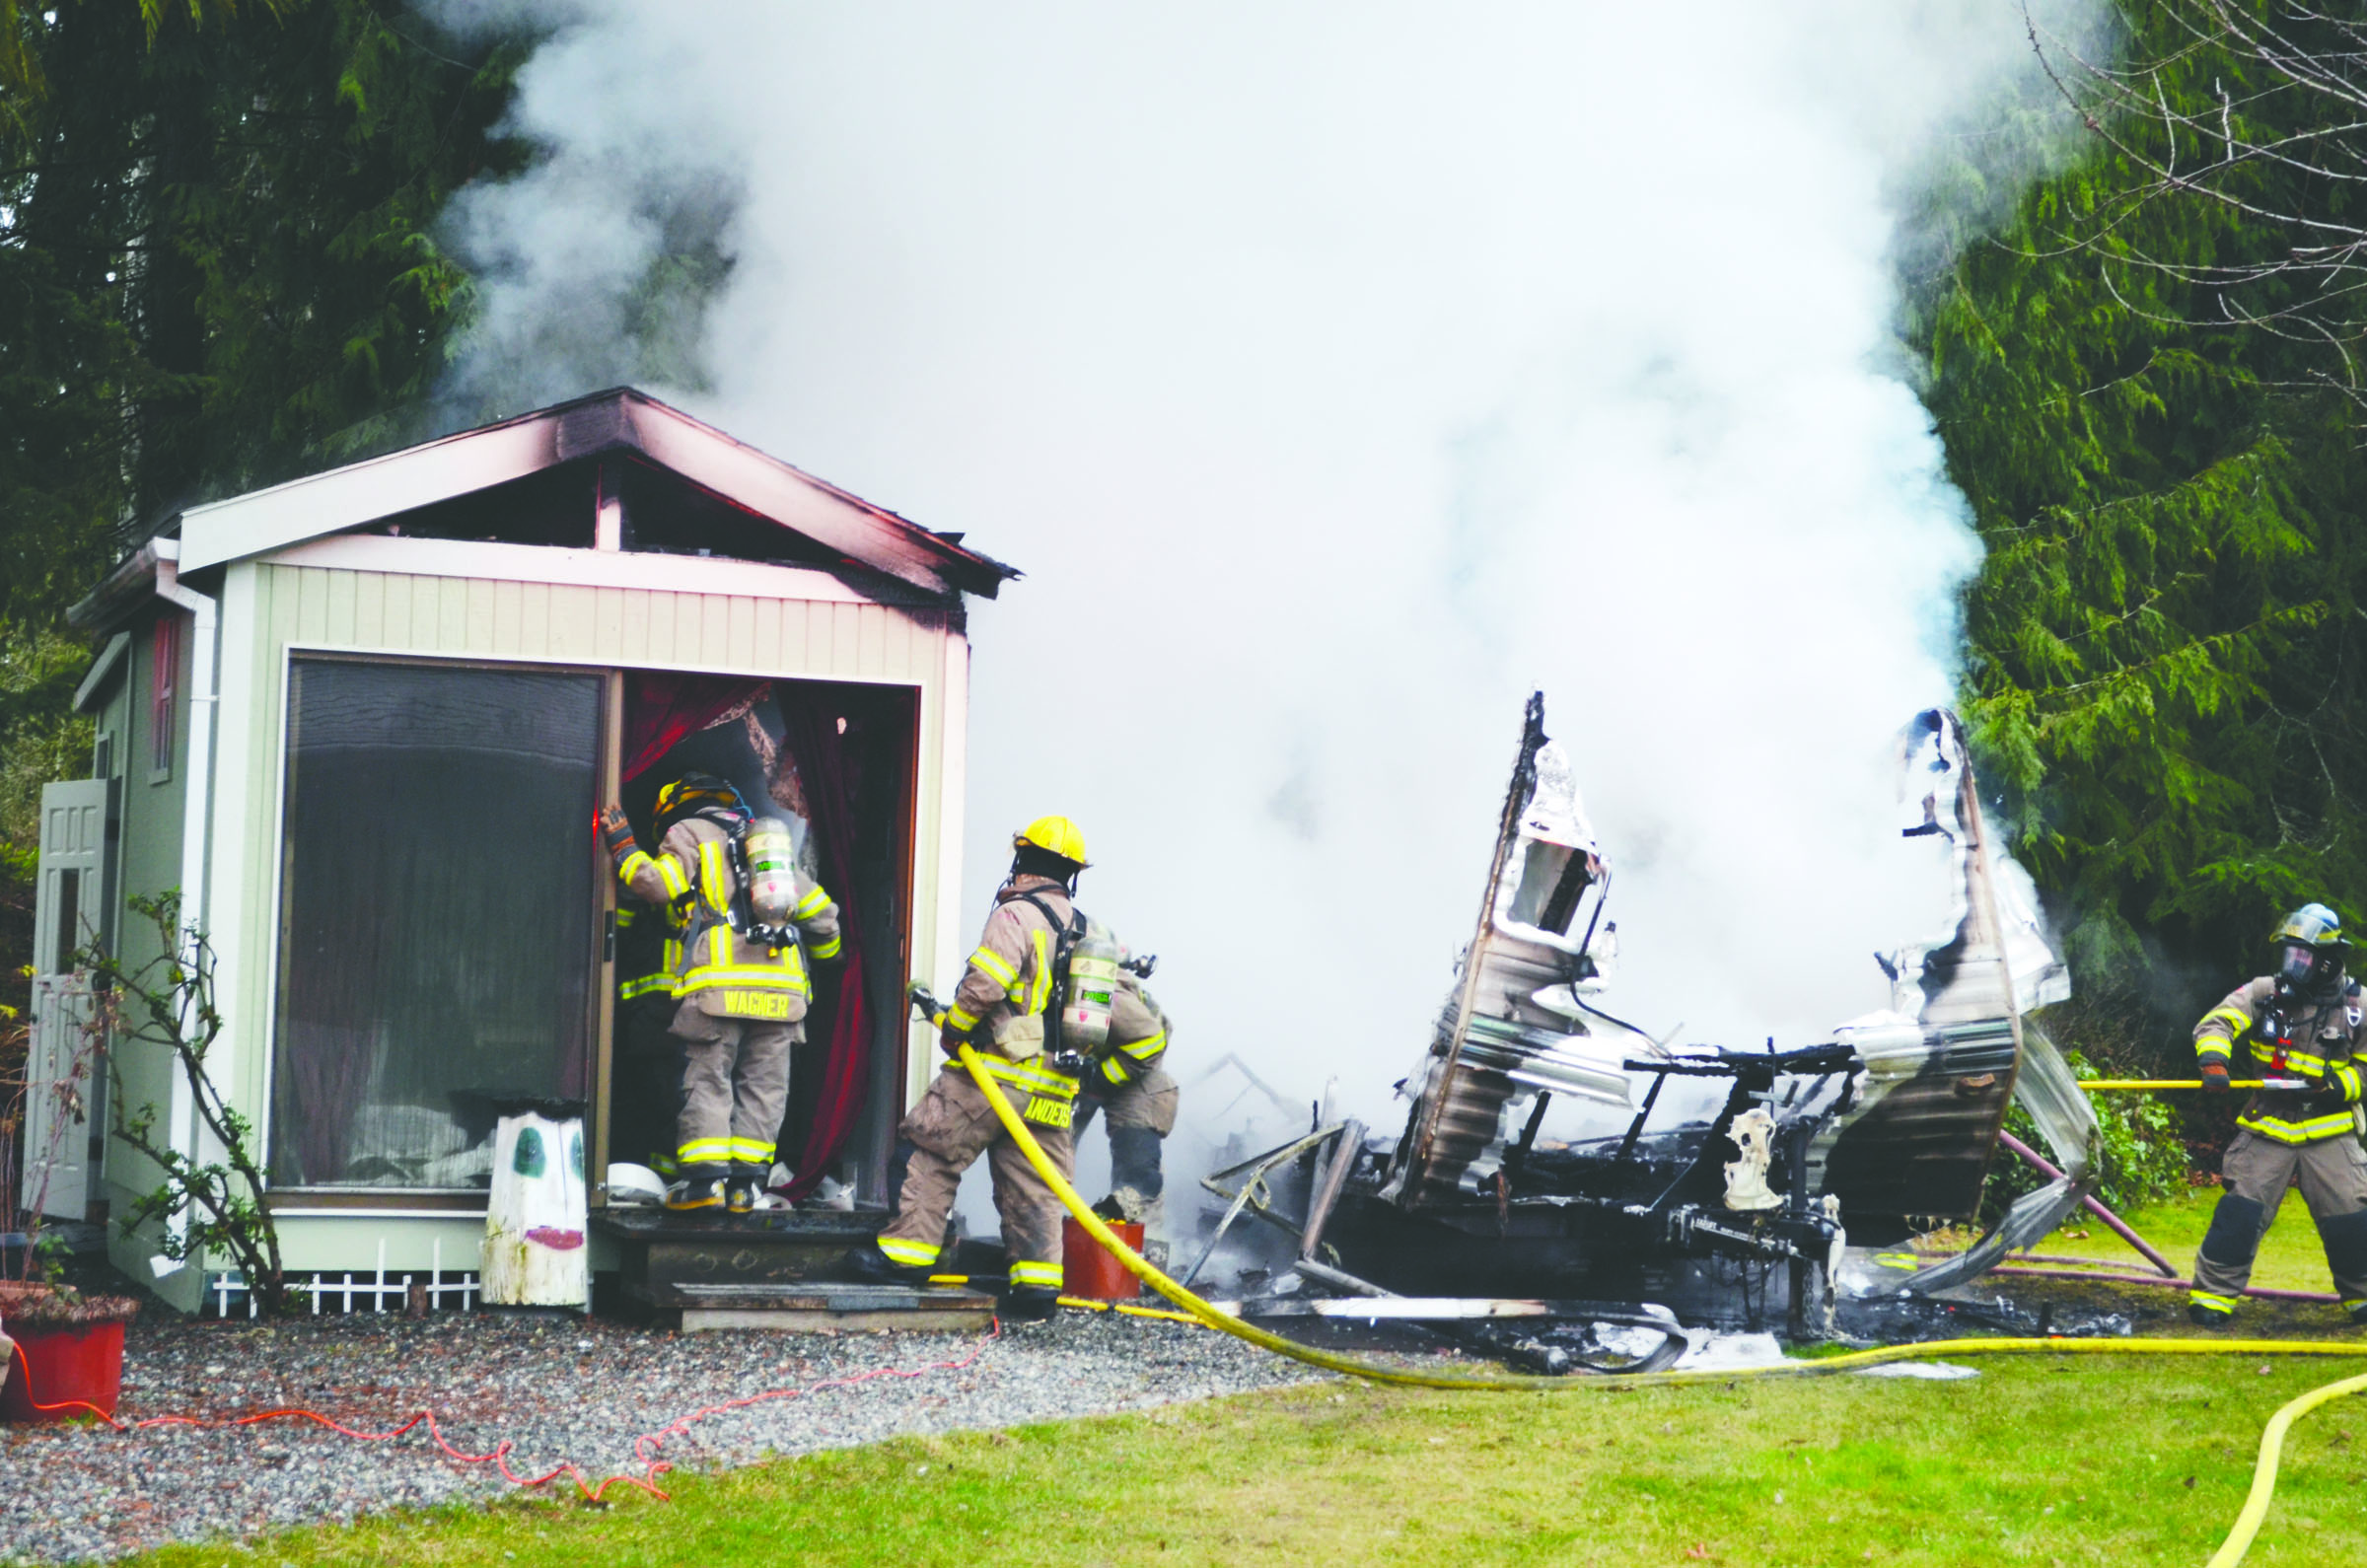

{"left": 7, "top": 1319, "right": 1003, "bottom": 1503}
{"left": 1988, "top": 1265, "right": 2339, "bottom": 1305}
{"left": 1994, "top": 1130, "right": 2183, "bottom": 1277}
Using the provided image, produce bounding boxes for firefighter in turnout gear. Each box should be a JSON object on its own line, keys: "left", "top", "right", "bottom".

{"left": 840, "top": 815, "right": 1092, "bottom": 1320}
{"left": 2188, "top": 903, "right": 2367, "bottom": 1327}
{"left": 610, "top": 891, "right": 684, "bottom": 1180}
{"left": 601, "top": 774, "right": 841, "bottom": 1214}
{"left": 1074, "top": 964, "right": 1178, "bottom": 1255}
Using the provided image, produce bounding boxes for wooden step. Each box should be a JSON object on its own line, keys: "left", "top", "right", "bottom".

{"left": 628, "top": 1278, "right": 997, "bottom": 1333}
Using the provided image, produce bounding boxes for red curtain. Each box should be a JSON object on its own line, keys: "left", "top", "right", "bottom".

{"left": 771, "top": 687, "right": 870, "bottom": 1200}
{"left": 621, "top": 672, "right": 772, "bottom": 782}
{"left": 619, "top": 673, "right": 876, "bottom": 1201}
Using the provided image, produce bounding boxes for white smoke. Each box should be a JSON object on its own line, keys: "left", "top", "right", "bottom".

{"left": 432, "top": 3, "right": 2087, "bottom": 1126}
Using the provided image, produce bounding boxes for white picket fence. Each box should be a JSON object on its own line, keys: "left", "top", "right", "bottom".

{"left": 204, "top": 1237, "right": 479, "bottom": 1319}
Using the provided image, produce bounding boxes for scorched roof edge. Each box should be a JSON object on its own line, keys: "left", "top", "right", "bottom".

{"left": 171, "top": 387, "right": 1021, "bottom": 601}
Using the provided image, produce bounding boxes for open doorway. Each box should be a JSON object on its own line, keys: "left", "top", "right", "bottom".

{"left": 613, "top": 674, "right": 917, "bottom": 1207}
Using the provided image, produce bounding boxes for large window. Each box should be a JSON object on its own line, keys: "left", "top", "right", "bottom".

{"left": 270, "top": 659, "right": 602, "bottom": 1191}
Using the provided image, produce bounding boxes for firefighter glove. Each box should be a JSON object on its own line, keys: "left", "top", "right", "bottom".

{"left": 598, "top": 804, "right": 637, "bottom": 860}
{"left": 2320, "top": 1062, "right": 2365, "bottom": 1105}
{"left": 2200, "top": 1061, "right": 2231, "bottom": 1096}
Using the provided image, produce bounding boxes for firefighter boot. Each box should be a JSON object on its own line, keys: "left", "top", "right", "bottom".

{"left": 666, "top": 1177, "right": 725, "bottom": 1212}
{"left": 835, "top": 1246, "right": 932, "bottom": 1288}
{"left": 2347, "top": 1300, "right": 2367, "bottom": 1329}
{"left": 996, "top": 1285, "right": 1061, "bottom": 1322}
{"left": 2188, "top": 1297, "right": 2237, "bottom": 1329}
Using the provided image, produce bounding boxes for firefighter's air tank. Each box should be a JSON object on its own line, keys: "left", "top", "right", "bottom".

{"left": 742, "top": 817, "right": 799, "bottom": 925}
{"left": 1060, "top": 919, "right": 1122, "bottom": 1052}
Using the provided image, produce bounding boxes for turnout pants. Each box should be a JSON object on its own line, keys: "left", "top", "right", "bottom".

{"left": 2191, "top": 1127, "right": 2367, "bottom": 1312}
{"left": 875, "top": 1064, "right": 1074, "bottom": 1292}
{"left": 1074, "top": 1067, "right": 1180, "bottom": 1231}
{"left": 671, "top": 1000, "right": 798, "bottom": 1182}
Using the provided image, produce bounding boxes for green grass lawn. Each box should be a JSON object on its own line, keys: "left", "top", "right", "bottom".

{"left": 104, "top": 1187, "right": 2367, "bottom": 1566}
{"left": 125, "top": 1345, "right": 2367, "bottom": 1566}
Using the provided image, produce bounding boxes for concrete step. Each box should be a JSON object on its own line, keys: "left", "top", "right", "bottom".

{"left": 629, "top": 1279, "right": 997, "bottom": 1333}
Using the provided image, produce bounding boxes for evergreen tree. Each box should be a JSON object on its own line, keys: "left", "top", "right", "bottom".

{"left": 0, "top": 0, "right": 528, "bottom": 1073}
{"left": 1909, "top": 3, "right": 2367, "bottom": 1067}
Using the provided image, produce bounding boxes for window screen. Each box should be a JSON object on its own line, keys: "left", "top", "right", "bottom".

{"left": 270, "top": 660, "right": 601, "bottom": 1190}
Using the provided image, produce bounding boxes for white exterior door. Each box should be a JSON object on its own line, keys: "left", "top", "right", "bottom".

{"left": 25, "top": 778, "right": 107, "bottom": 1221}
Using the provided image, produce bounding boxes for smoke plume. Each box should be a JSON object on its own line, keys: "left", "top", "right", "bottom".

{"left": 431, "top": 3, "right": 2090, "bottom": 1133}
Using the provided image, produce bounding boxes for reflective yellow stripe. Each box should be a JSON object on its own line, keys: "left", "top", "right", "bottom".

{"left": 727, "top": 1137, "right": 775, "bottom": 1165}
{"left": 2236, "top": 1110, "right": 2359, "bottom": 1144}
{"left": 945, "top": 1003, "right": 980, "bottom": 1033}
{"left": 810, "top": 934, "right": 841, "bottom": 961}
{"left": 1100, "top": 1055, "right": 1130, "bottom": 1086}
{"left": 2338, "top": 1064, "right": 2363, "bottom": 1101}
{"left": 1119, "top": 1031, "right": 1167, "bottom": 1060}
{"left": 619, "top": 972, "right": 676, "bottom": 1000}
{"left": 1027, "top": 929, "right": 1054, "bottom": 1015}
{"left": 2196, "top": 1040, "right": 2235, "bottom": 1063}
{"left": 653, "top": 854, "right": 690, "bottom": 898}
{"left": 877, "top": 1237, "right": 940, "bottom": 1266}
{"left": 986, "top": 1058, "right": 1077, "bottom": 1099}
{"left": 2283, "top": 1049, "right": 2332, "bottom": 1074}
{"left": 681, "top": 962, "right": 810, "bottom": 989}
{"left": 678, "top": 1138, "right": 733, "bottom": 1165}
{"left": 794, "top": 885, "right": 831, "bottom": 919}
{"left": 1008, "top": 1259, "right": 1062, "bottom": 1289}
{"left": 700, "top": 840, "right": 733, "bottom": 912}
{"left": 2189, "top": 1292, "right": 2238, "bottom": 1312}
{"left": 2202, "top": 1006, "right": 2252, "bottom": 1036}
{"left": 615, "top": 907, "right": 639, "bottom": 928}
{"left": 619, "top": 848, "right": 662, "bottom": 884}
{"left": 969, "top": 946, "right": 1022, "bottom": 992}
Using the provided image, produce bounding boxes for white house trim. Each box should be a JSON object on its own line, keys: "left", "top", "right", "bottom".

{"left": 263, "top": 534, "right": 892, "bottom": 605}
{"left": 179, "top": 417, "right": 558, "bottom": 574}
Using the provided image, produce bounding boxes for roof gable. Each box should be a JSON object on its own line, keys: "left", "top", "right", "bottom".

{"left": 175, "top": 389, "right": 1015, "bottom": 600}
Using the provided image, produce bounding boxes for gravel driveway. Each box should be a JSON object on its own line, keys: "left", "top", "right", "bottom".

{"left": 0, "top": 1307, "right": 1326, "bottom": 1565}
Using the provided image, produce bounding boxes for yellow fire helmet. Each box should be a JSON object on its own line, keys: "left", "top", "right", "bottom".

{"left": 1013, "top": 814, "right": 1090, "bottom": 868}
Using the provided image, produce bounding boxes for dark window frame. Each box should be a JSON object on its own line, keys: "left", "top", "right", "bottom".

{"left": 263, "top": 650, "right": 611, "bottom": 1198}
{"left": 149, "top": 612, "right": 180, "bottom": 781}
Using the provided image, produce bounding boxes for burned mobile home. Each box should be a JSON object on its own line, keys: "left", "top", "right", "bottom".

{"left": 1214, "top": 695, "right": 2099, "bottom": 1333}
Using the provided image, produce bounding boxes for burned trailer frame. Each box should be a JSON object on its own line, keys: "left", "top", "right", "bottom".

{"left": 1296, "top": 696, "right": 2097, "bottom": 1331}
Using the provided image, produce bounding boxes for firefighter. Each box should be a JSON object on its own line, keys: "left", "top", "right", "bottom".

{"left": 610, "top": 890, "right": 684, "bottom": 1181}
{"left": 599, "top": 774, "right": 841, "bottom": 1214}
{"left": 2188, "top": 902, "right": 2367, "bottom": 1327}
{"left": 1074, "top": 970, "right": 1178, "bottom": 1258}
{"left": 838, "top": 815, "right": 1091, "bottom": 1320}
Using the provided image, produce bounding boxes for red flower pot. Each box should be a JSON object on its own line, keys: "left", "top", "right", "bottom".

{"left": 3, "top": 1319, "right": 126, "bottom": 1423}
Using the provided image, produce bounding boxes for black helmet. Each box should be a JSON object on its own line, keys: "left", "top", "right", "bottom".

{"left": 2270, "top": 902, "right": 2350, "bottom": 995}
{"left": 653, "top": 772, "right": 745, "bottom": 833}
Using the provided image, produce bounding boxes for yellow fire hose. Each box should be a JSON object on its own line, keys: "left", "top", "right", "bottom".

{"left": 2206, "top": 1369, "right": 2367, "bottom": 1567}
{"left": 2079, "top": 1081, "right": 2276, "bottom": 1091}
{"left": 956, "top": 1044, "right": 2367, "bottom": 1559}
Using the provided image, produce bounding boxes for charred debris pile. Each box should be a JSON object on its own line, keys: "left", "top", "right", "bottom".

{"left": 1189, "top": 694, "right": 2106, "bottom": 1371}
